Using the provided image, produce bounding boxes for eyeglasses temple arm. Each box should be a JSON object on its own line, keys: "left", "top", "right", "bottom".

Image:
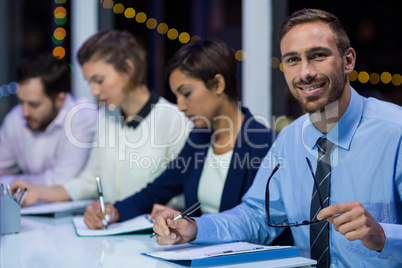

{"left": 265, "top": 163, "right": 281, "bottom": 226}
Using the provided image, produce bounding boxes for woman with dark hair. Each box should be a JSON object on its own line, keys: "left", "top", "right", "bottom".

{"left": 84, "top": 39, "right": 274, "bottom": 230}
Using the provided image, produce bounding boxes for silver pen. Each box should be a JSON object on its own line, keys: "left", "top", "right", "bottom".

{"left": 150, "top": 201, "right": 202, "bottom": 238}
{"left": 13, "top": 187, "right": 21, "bottom": 201}
{"left": 18, "top": 188, "right": 28, "bottom": 205}
{"left": 0, "top": 183, "right": 6, "bottom": 196}
{"left": 6, "top": 184, "right": 12, "bottom": 198}
{"left": 95, "top": 177, "right": 108, "bottom": 229}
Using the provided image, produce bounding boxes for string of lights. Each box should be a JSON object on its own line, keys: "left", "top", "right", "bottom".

{"left": 2, "top": 1, "right": 400, "bottom": 102}
{"left": 53, "top": 0, "right": 67, "bottom": 59}
{"left": 102, "top": 1, "right": 402, "bottom": 87}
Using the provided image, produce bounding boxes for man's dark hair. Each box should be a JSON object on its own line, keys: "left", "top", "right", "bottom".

{"left": 16, "top": 53, "right": 71, "bottom": 99}
{"left": 165, "top": 39, "right": 239, "bottom": 102}
{"left": 279, "top": 8, "right": 351, "bottom": 56}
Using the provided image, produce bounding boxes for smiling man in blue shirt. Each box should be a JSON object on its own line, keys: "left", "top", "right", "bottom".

{"left": 152, "top": 8, "right": 402, "bottom": 268}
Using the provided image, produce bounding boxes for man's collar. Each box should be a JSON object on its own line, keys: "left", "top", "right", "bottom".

{"left": 302, "top": 87, "right": 363, "bottom": 151}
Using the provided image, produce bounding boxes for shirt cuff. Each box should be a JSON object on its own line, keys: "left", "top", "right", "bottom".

{"left": 378, "top": 223, "right": 402, "bottom": 262}
{"left": 192, "top": 216, "right": 217, "bottom": 244}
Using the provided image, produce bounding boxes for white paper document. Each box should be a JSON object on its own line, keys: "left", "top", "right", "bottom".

{"left": 21, "top": 200, "right": 94, "bottom": 217}
{"left": 72, "top": 214, "right": 154, "bottom": 236}
{"left": 145, "top": 242, "right": 291, "bottom": 260}
{"left": 142, "top": 242, "right": 315, "bottom": 267}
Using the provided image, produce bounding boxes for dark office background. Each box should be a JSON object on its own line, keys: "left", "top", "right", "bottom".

{"left": 0, "top": 0, "right": 401, "bottom": 126}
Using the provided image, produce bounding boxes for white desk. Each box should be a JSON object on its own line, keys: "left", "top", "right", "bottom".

{"left": 1, "top": 216, "right": 313, "bottom": 268}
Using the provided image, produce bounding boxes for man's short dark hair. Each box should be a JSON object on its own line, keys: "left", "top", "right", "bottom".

{"left": 16, "top": 53, "right": 71, "bottom": 99}
{"left": 279, "top": 8, "right": 351, "bottom": 56}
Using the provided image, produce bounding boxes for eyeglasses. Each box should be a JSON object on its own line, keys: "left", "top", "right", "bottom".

{"left": 265, "top": 157, "right": 325, "bottom": 228}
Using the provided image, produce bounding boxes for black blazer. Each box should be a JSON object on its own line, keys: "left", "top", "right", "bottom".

{"left": 115, "top": 108, "right": 274, "bottom": 221}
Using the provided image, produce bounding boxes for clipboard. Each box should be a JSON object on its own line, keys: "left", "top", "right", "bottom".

{"left": 142, "top": 242, "right": 315, "bottom": 267}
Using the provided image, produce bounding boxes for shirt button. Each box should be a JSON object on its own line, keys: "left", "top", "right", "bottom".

{"left": 330, "top": 264, "right": 335, "bottom": 268}
{"left": 388, "top": 256, "right": 393, "bottom": 260}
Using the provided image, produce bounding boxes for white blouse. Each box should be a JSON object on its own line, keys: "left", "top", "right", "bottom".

{"left": 197, "top": 144, "right": 233, "bottom": 214}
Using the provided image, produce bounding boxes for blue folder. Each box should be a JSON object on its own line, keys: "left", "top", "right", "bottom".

{"left": 143, "top": 245, "right": 301, "bottom": 267}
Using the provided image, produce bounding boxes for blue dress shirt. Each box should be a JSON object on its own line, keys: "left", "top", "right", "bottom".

{"left": 194, "top": 88, "right": 402, "bottom": 267}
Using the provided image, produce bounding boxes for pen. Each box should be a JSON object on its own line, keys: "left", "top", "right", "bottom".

{"left": 95, "top": 176, "right": 108, "bottom": 229}
{"left": 0, "top": 183, "right": 5, "bottom": 196}
{"left": 13, "top": 187, "right": 21, "bottom": 201}
{"left": 150, "top": 201, "right": 202, "bottom": 238}
{"left": 18, "top": 188, "right": 28, "bottom": 205}
{"left": 205, "top": 246, "right": 271, "bottom": 256}
{"left": 6, "top": 184, "right": 12, "bottom": 198}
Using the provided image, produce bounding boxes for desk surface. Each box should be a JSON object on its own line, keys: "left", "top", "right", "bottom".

{"left": 1, "top": 216, "right": 313, "bottom": 268}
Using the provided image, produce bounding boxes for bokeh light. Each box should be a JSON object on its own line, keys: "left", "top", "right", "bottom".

{"left": 54, "top": 16, "right": 67, "bottom": 25}
{"left": 235, "top": 50, "right": 246, "bottom": 61}
{"left": 178, "top": 32, "right": 190, "bottom": 44}
{"left": 54, "top": 27, "right": 66, "bottom": 40}
{"left": 167, "top": 29, "right": 179, "bottom": 40}
{"left": 135, "top": 12, "right": 147, "bottom": 23}
{"left": 54, "top": 0, "right": 67, "bottom": 3}
{"left": 1, "top": 85, "right": 10, "bottom": 97}
{"left": 358, "top": 71, "right": 369, "bottom": 83}
{"left": 7, "top": 82, "right": 18, "bottom": 94}
{"left": 190, "top": 35, "right": 201, "bottom": 42}
{"left": 369, "top": 73, "right": 380, "bottom": 85}
{"left": 157, "top": 23, "right": 168, "bottom": 34}
{"left": 392, "top": 74, "right": 402, "bottom": 86}
{"left": 0, "top": 82, "right": 18, "bottom": 99}
{"left": 53, "top": 47, "right": 66, "bottom": 59}
{"left": 270, "top": 57, "right": 280, "bottom": 68}
{"left": 54, "top": 7, "right": 66, "bottom": 18}
{"left": 349, "top": 70, "right": 358, "bottom": 81}
{"left": 124, "top": 8, "right": 135, "bottom": 18}
{"left": 113, "top": 3, "right": 124, "bottom": 14}
{"left": 52, "top": 35, "right": 64, "bottom": 45}
{"left": 380, "top": 72, "right": 392, "bottom": 84}
{"left": 279, "top": 62, "right": 283, "bottom": 72}
{"left": 103, "top": 0, "right": 114, "bottom": 9}
{"left": 146, "top": 18, "right": 157, "bottom": 29}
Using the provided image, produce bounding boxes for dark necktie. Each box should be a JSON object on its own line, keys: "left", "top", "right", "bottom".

{"left": 310, "top": 137, "right": 334, "bottom": 267}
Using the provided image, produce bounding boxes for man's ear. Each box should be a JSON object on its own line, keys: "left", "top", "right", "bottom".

{"left": 344, "top": 47, "right": 356, "bottom": 75}
{"left": 214, "top": 74, "right": 226, "bottom": 96}
{"left": 54, "top": 92, "right": 66, "bottom": 111}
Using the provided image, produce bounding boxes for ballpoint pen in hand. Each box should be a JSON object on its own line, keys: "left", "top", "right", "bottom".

{"left": 150, "top": 201, "right": 202, "bottom": 238}
{"left": 95, "top": 176, "right": 108, "bottom": 229}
